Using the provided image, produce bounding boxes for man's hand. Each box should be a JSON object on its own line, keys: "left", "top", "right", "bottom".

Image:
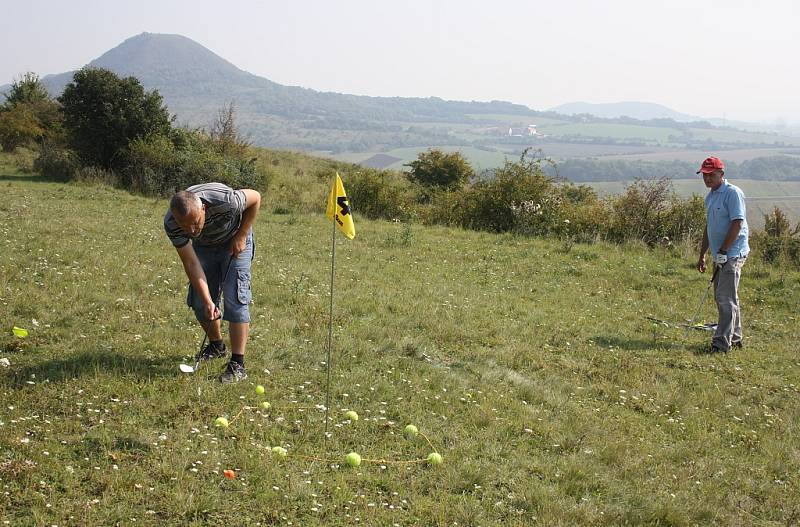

{"left": 204, "top": 302, "right": 221, "bottom": 321}
{"left": 230, "top": 232, "right": 247, "bottom": 257}
{"left": 697, "top": 256, "right": 707, "bottom": 273}
{"left": 712, "top": 253, "right": 728, "bottom": 266}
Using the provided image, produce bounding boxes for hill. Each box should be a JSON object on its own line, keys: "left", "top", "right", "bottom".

{"left": 1, "top": 161, "right": 799, "bottom": 525}
{"left": 5, "top": 32, "right": 799, "bottom": 161}
{"left": 549, "top": 101, "right": 701, "bottom": 122}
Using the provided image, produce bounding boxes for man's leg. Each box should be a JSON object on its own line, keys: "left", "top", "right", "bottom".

{"left": 230, "top": 322, "right": 249, "bottom": 356}
{"left": 190, "top": 244, "right": 227, "bottom": 360}
{"left": 219, "top": 231, "right": 253, "bottom": 383}
{"left": 200, "top": 319, "right": 223, "bottom": 341}
{"left": 731, "top": 257, "right": 746, "bottom": 347}
{"left": 712, "top": 259, "right": 741, "bottom": 352}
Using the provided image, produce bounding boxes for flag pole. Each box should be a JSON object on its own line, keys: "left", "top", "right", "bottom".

{"left": 324, "top": 208, "right": 336, "bottom": 439}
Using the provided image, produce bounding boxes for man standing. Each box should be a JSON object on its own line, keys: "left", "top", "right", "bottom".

{"left": 164, "top": 183, "right": 261, "bottom": 382}
{"left": 695, "top": 157, "right": 749, "bottom": 353}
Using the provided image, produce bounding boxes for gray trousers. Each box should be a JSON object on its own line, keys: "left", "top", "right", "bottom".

{"left": 712, "top": 256, "right": 746, "bottom": 351}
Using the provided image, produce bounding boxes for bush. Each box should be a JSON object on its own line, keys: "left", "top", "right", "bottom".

{"left": 462, "top": 150, "right": 559, "bottom": 233}
{"left": 605, "top": 177, "right": 704, "bottom": 247}
{"left": 752, "top": 207, "right": 800, "bottom": 267}
{"left": 405, "top": 149, "right": 473, "bottom": 190}
{"left": 120, "top": 128, "right": 268, "bottom": 197}
{"left": 33, "top": 143, "right": 78, "bottom": 181}
{"left": 347, "top": 168, "right": 414, "bottom": 221}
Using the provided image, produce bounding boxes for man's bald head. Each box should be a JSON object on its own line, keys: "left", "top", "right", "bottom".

{"left": 170, "top": 191, "right": 206, "bottom": 238}
{"left": 170, "top": 191, "right": 202, "bottom": 218}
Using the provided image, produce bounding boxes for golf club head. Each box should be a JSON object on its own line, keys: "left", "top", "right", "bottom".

{"left": 179, "top": 363, "right": 196, "bottom": 374}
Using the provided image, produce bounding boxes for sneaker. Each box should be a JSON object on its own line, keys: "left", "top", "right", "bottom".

{"left": 710, "top": 344, "right": 728, "bottom": 354}
{"left": 219, "top": 361, "right": 247, "bottom": 384}
{"left": 732, "top": 341, "right": 744, "bottom": 350}
{"left": 195, "top": 341, "right": 227, "bottom": 363}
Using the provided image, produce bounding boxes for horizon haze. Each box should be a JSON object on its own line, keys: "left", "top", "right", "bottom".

{"left": 1, "top": 0, "right": 798, "bottom": 124}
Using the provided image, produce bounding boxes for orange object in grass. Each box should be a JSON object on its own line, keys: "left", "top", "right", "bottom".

{"left": 223, "top": 469, "right": 236, "bottom": 479}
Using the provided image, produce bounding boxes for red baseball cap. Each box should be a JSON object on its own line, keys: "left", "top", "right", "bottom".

{"left": 696, "top": 156, "right": 725, "bottom": 174}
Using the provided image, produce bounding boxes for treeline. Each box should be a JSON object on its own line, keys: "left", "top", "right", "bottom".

{"left": 346, "top": 148, "right": 706, "bottom": 248}
{"left": 1, "top": 69, "right": 266, "bottom": 196}
{"left": 547, "top": 157, "right": 800, "bottom": 182}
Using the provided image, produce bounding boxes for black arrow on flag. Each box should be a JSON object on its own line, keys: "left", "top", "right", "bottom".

{"left": 337, "top": 196, "right": 351, "bottom": 216}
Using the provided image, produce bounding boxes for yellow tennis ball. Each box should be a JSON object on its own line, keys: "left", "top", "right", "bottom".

{"left": 271, "top": 446, "right": 287, "bottom": 459}
{"left": 403, "top": 424, "right": 419, "bottom": 438}
{"left": 255, "top": 385, "right": 265, "bottom": 395}
{"left": 426, "top": 452, "right": 443, "bottom": 466}
{"left": 260, "top": 401, "right": 271, "bottom": 410}
{"left": 214, "top": 417, "right": 229, "bottom": 429}
{"left": 345, "top": 452, "right": 361, "bottom": 467}
{"left": 344, "top": 410, "right": 359, "bottom": 422}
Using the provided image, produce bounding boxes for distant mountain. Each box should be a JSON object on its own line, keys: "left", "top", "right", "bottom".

{"left": 3, "top": 33, "right": 792, "bottom": 155}
{"left": 12, "top": 32, "right": 540, "bottom": 151}
{"left": 549, "top": 101, "right": 702, "bottom": 123}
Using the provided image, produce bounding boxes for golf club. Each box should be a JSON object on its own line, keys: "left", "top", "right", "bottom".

{"left": 684, "top": 263, "right": 721, "bottom": 337}
{"left": 179, "top": 256, "right": 233, "bottom": 374}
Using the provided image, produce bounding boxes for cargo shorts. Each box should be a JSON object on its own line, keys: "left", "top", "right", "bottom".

{"left": 187, "top": 229, "right": 254, "bottom": 323}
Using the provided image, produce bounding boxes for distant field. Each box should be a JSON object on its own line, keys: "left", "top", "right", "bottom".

{"left": 322, "top": 146, "right": 514, "bottom": 172}
{"left": 588, "top": 179, "right": 800, "bottom": 229}
{"left": 688, "top": 127, "right": 800, "bottom": 146}
{"left": 464, "top": 114, "right": 567, "bottom": 126}
{"left": 600, "top": 147, "right": 800, "bottom": 163}
{"left": 540, "top": 123, "right": 682, "bottom": 143}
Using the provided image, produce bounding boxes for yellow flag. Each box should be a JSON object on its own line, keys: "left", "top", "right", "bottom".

{"left": 326, "top": 173, "right": 355, "bottom": 239}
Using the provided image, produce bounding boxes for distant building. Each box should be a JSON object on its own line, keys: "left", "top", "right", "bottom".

{"left": 506, "top": 124, "right": 542, "bottom": 137}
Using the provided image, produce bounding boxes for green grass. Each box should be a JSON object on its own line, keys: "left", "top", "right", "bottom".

{"left": 539, "top": 123, "right": 682, "bottom": 143}
{"left": 687, "top": 128, "right": 800, "bottom": 147}
{"left": 1, "top": 165, "right": 799, "bottom": 525}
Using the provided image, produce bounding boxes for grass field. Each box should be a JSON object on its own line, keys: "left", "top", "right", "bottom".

{"left": 1, "top": 162, "right": 799, "bottom": 525}
{"left": 538, "top": 123, "right": 682, "bottom": 144}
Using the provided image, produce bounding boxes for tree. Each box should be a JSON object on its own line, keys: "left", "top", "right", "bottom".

{"left": 2, "top": 72, "right": 51, "bottom": 108}
{"left": 0, "top": 105, "right": 44, "bottom": 151}
{"left": 210, "top": 101, "right": 250, "bottom": 156}
{"left": 405, "top": 148, "right": 473, "bottom": 190}
{"left": 59, "top": 68, "right": 171, "bottom": 168}
{"left": 0, "top": 72, "right": 62, "bottom": 151}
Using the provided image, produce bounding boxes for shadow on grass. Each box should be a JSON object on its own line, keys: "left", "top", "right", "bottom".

{"left": 5, "top": 349, "right": 180, "bottom": 387}
{"left": 592, "top": 335, "right": 666, "bottom": 351}
{"left": 0, "top": 173, "right": 56, "bottom": 183}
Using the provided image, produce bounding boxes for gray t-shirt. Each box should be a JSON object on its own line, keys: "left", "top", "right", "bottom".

{"left": 164, "top": 183, "right": 246, "bottom": 248}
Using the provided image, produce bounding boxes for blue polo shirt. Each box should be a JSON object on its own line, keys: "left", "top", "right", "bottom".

{"left": 705, "top": 180, "right": 749, "bottom": 258}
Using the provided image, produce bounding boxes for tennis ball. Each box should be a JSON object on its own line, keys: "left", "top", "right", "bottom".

{"left": 344, "top": 410, "right": 359, "bottom": 422}
{"left": 271, "top": 446, "right": 288, "bottom": 459}
{"left": 255, "top": 385, "right": 265, "bottom": 395}
{"left": 214, "top": 417, "right": 229, "bottom": 429}
{"left": 260, "top": 401, "right": 271, "bottom": 410}
{"left": 426, "top": 452, "right": 443, "bottom": 466}
{"left": 403, "top": 424, "right": 419, "bottom": 438}
{"left": 345, "top": 452, "right": 361, "bottom": 467}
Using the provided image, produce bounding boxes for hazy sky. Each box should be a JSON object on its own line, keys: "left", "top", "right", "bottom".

{"left": 2, "top": 0, "right": 798, "bottom": 123}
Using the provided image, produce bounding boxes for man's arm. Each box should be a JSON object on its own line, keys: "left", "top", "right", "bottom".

{"left": 176, "top": 243, "right": 218, "bottom": 320}
{"left": 230, "top": 189, "right": 261, "bottom": 257}
{"left": 719, "top": 219, "right": 743, "bottom": 254}
{"left": 697, "top": 226, "right": 709, "bottom": 273}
